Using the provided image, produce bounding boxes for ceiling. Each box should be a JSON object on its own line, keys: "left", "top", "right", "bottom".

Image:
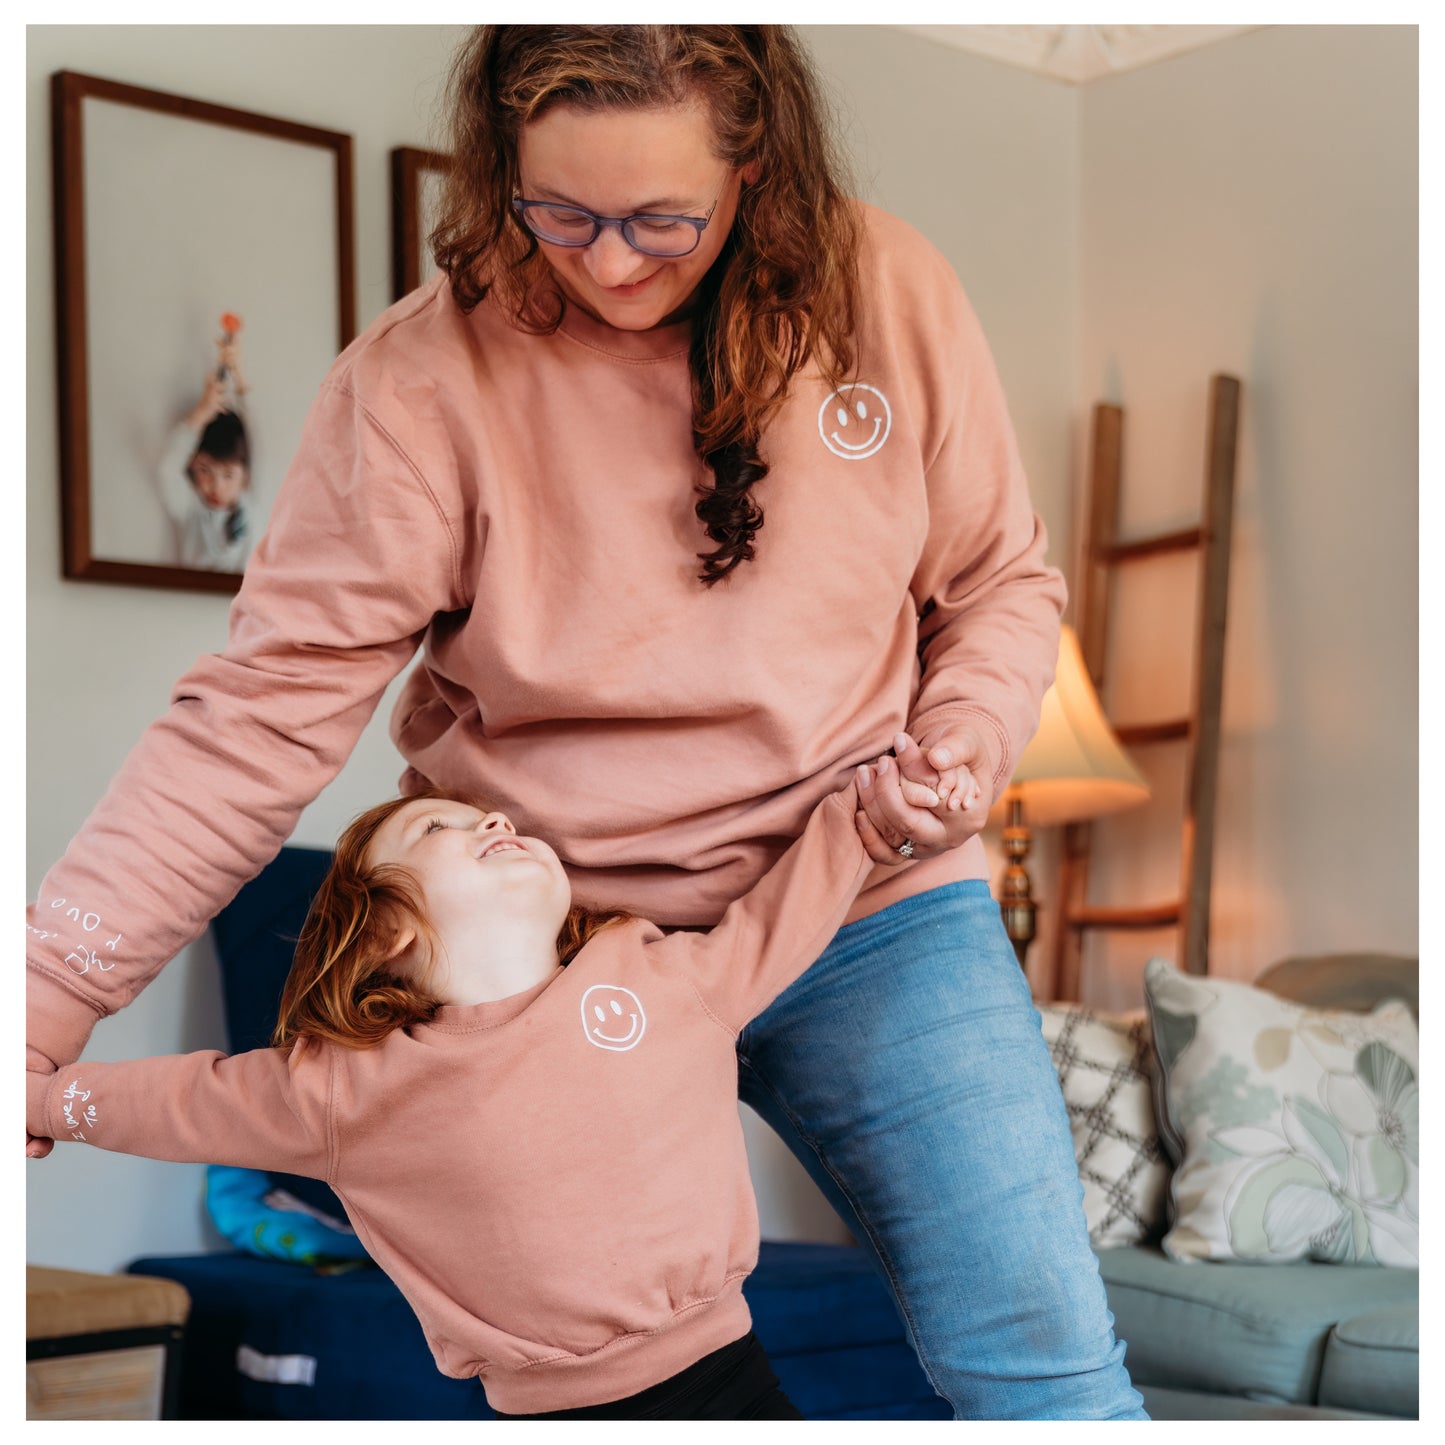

{"left": 895, "top": 25, "right": 1262, "bottom": 84}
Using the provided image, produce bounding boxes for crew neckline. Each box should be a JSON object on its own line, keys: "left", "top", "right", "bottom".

{"left": 555, "top": 297, "right": 693, "bottom": 363}
{"left": 423, "top": 966, "right": 566, "bottom": 1033}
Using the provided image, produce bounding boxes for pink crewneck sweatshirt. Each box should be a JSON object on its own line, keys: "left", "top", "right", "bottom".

{"left": 27, "top": 202, "right": 1064, "bottom": 1074}
{"left": 28, "top": 788, "right": 871, "bottom": 1414}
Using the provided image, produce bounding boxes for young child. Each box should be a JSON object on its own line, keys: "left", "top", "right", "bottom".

{"left": 156, "top": 342, "right": 252, "bottom": 572}
{"left": 27, "top": 758, "right": 907, "bottom": 1419}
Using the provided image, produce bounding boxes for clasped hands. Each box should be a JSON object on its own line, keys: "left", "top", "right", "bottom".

{"left": 853, "top": 727, "right": 993, "bottom": 866}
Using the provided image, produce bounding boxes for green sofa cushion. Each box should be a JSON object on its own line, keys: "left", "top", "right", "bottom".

{"left": 1318, "top": 1303, "right": 1418, "bottom": 1417}
{"left": 1097, "top": 1245, "right": 1418, "bottom": 1405}
{"left": 1138, "top": 1385, "right": 1374, "bottom": 1420}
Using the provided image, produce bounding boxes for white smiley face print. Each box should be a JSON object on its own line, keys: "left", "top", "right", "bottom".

{"left": 818, "top": 383, "right": 892, "bottom": 461}
{"left": 580, "top": 984, "right": 647, "bottom": 1052}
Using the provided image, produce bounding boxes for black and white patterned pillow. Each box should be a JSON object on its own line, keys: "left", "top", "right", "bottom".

{"left": 1037, "top": 1005, "right": 1170, "bottom": 1249}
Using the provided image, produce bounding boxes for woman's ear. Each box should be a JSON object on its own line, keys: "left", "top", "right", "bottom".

{"left": 741, "top": 160, "right": 761, "bottom": 187}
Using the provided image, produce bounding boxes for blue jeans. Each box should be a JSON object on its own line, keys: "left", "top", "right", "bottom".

{"left": 738, "top": 881, "right": 1148, "bottom": 1420}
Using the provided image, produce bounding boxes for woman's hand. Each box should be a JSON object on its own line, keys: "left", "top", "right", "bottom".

{"left": 854, "top": 728, "right": 993, "bottom": 865}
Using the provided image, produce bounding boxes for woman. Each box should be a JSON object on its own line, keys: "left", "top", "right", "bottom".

{"left": 27, "top": 26, "right": 1144, "bottom": 1419}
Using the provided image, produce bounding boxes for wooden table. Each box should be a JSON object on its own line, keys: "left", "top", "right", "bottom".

{"left": 26, "top": 1265, "right": 190, "bottom": 1420}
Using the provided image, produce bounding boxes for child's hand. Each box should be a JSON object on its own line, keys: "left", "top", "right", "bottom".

{"left": 890, "top": 730, "right": 953, "bottom": 806}
{"left": 854, "top": 729, "right": 989, "bottom": 865}
{"left": 26, "top": 1071, "right": 54, "bottom": 1157}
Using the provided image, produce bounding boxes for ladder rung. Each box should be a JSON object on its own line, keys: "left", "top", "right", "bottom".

{"left": 1101, "top": 526, "right": 1203, "bottom": 564}
{"left": 1067, "top": 902, "right": 1183, "bottom": 931}
{"left": 1115, "top": 719, "right": 1191, "bottom": 745}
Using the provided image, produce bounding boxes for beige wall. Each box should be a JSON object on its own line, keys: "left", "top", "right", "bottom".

{"left": 1073, "top": 25, "right": 1418, "bottom": 1007}
{"left": 800, "top": 24, "right": 1081, "bottom": 546}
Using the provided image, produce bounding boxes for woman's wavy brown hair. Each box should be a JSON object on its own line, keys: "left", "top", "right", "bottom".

{"left": 431, "top": 24, "right": 861, "bottom": 584}
{"left": 272, "top": 789, "right": 630, "bottom": 1050}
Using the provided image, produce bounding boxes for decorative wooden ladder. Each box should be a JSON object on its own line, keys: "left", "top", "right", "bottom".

{"left": 1049, "top": 374, "right": 1242, "bottom": 1001}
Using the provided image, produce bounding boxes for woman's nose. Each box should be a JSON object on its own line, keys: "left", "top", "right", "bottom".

{"left": 475, "top": 812, "right": 516, "bottom": 836}
{"left": 583, "top": 227, "right": 648, "bottom": 287}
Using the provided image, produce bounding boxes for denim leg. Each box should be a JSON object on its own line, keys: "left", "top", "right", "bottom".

{"left": 737, "top": 881, "right": 1148, "bottom": 1421}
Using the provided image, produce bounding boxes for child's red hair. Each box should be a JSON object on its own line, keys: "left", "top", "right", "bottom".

{"left": 272, "top": 789, "right": 629, "bottom": 1049}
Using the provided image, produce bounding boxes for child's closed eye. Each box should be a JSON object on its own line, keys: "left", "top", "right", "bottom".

{"left": 424, "top": 818, "right": 448, "bottom": 835}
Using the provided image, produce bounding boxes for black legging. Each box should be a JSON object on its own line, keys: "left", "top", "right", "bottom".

{"left": 492, "top": 1331, "right": 803, "bottom": 1420}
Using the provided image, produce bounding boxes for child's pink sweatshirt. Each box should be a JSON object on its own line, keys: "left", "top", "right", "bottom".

{"left": 27, "top": 202, "right": 1064, "bottom": 1073}
{"left": 29, "top": 789, "right": 871, "bottom": 1414}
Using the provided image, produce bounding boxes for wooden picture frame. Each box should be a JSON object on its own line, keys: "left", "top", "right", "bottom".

{"left": 390, "top": 146, "right": 450, "bottom": 300}
{"left": 51, "top": 70, "right": 356, "bottom": 593}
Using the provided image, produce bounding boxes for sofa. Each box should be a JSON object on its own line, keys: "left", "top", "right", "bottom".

{"left": 127, "top": 846, "right": 1416, "bottom": 1419}
{"left": 1039, "top": 951, "right": 1419, "bottom": 1420}
{"left": 129, "top": 1242, "right": 954, "bottom": 1420}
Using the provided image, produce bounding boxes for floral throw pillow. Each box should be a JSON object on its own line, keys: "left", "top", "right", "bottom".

{"left": 1037, "top": 1005, "right": 1170, "bottom": 1249}
{"left": 1143, "top": 958, "right": 1418, "bottom": 1266}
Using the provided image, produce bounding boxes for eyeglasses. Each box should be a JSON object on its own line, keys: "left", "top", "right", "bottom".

{"left": 511, "top": 183, "right": 726, "bottom": 258}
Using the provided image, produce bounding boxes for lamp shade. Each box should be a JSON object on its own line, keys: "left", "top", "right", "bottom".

{"left": 995, "top": 625, "right": 1150, "bottom": 827}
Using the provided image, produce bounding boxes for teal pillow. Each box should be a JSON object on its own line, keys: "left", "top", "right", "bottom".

{"left": 206, "top": 1164, "right": 370, "bottom": 1266}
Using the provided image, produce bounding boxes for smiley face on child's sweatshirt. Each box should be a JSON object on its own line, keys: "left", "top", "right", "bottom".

{"left": 581, "top": 984, "right": 646, "bottom": 1052}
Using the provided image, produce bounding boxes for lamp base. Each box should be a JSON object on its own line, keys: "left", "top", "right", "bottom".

{"left": 1000, "top": 905, "right": 1036, "bottom": 968}
{"left": 999, "top": 795, "right": 1036, "bottom": 970}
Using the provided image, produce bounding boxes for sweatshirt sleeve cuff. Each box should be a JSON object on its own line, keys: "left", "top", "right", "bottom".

{"left": 27, "top": 964, "right": 104, "bottom": 1074}
{"left": 26, "top": 1070, "right": 57, "bottom": 1140}
{"left": 907, "top": 703, "right": 1012, "bottom": 799}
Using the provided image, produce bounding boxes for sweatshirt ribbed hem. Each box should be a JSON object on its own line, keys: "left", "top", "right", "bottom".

{"left": 843, "top": 831, "right": 988, "bottom": 927}
{"left": 478, "top": 1282, "right": 753, "bottom": 1415}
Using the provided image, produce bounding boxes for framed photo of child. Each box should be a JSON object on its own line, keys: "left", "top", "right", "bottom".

{"left": 390, "top": 145, "right": 449, "bottom": 301}
{"left": 51, "top": 70, "right": 356, "bottom": 593}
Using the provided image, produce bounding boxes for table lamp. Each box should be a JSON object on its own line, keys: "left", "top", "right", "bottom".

{"left": 994, "top": 624, "right": 1149, "bottom": 967}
